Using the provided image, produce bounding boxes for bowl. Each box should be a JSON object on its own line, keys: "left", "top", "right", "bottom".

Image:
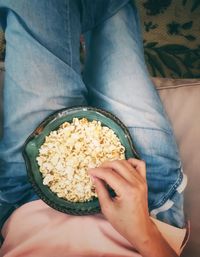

{"left": 23, "top": 106, "right": 139, "bottom": 215}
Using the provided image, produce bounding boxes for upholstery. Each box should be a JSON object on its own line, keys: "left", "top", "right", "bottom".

{"left": 135, "top": 0, "right": 200, "bottom": 78}
{"left": 153, "top": 77, "right": 200, "bottom": 257}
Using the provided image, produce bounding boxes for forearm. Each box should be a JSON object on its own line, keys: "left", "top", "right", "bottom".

{"left": 129, "top": 219, "right": 178, "bottom": 257}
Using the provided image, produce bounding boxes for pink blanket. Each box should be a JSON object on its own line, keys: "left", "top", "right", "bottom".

{"left": 0, "top": 200, "right": 188, "bottom": 257}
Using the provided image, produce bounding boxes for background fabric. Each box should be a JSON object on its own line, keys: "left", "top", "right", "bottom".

{"left": 135, "top": 0, "right": 200, "bottom": 78}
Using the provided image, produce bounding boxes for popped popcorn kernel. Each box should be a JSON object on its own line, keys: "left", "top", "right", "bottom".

{"left": 37, "top": 118, "right": 125, "bottom": 202}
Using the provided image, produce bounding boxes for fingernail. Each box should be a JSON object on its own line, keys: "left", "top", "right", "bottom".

{"left": 88, "top": 168, "right": 95, "bottom": 173}
{"left": 90, "top": 175, "right": 95, "bottom": 183}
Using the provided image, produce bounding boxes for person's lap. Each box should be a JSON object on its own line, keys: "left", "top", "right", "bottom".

{"left": 0, "top": 0, "right": 186, "bottom": 233}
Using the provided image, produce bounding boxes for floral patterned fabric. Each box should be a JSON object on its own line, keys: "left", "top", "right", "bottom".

{"left": 0, "top": 0, "right": 199, "bottom": 78}
{"left": 135, "top": 0, "right": 200, "bottom": 78}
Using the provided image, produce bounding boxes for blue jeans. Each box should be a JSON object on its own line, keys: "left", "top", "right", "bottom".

{"left": 0, "top": 0, "right": 186, "bottom": 229}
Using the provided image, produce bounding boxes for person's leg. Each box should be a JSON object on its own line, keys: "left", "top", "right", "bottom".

{"left": 83, "top": 1, "right": 186, "bottom": 228}
{"left": 0, "top": 0, "right": 87, "bottom": 228}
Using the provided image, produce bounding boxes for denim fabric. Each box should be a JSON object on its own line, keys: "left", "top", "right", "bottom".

{"left": 82, "top": 2, "right": 186, "bottom": 228}
{"left": 0, "top": 0, "right": 186, "bottom": 230}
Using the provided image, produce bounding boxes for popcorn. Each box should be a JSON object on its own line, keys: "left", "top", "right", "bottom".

{"left": 37, "top": 118, "right": 125, "bottom": 202}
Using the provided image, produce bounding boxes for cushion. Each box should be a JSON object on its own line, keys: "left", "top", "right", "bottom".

{"left": 135, "top": 0, "right": 200, "bottom": 78}
{"left": 153, "top": 77, "right": 200, "bottom": 257}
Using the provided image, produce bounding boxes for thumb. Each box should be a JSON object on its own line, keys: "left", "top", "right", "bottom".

{"left": 91, "top": 176, "right": 113, "bottom": 215}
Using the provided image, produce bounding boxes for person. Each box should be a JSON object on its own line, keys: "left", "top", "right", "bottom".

{"left": 0, "top": 0, "right": 188, "bottom": 256}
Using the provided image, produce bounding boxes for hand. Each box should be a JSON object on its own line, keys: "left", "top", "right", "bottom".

{"left": 89, "top": 159, "right": 178, "bottom": 257}
{"left": 89, "top": 158, "right": 150, "bottom": 247}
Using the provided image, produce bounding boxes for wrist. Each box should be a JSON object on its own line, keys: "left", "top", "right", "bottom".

{"left": 129, "top": 218, "right": 178, "bottom": 257}
{"left": 129, "top": 217, "right": 156, "bottom": 249}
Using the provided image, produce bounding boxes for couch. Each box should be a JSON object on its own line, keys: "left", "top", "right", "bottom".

{"left": 0, "top": 0, "right": 200, "bottom": 256}
{"left": 152, "top": 77, "right": 200, "bottom": 257}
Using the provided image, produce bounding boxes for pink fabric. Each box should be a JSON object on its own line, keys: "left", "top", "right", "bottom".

{"left": 0, "top": 200, "right": 187, "bottom": 257}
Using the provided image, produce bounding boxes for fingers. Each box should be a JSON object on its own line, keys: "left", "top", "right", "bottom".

{"left": 91, "top": 177, "right": 113, "bottom": 215}
{"left": 100, "top": 159, "right": 146, "bottom": 184}
{"left": 89, "top": 159, "right": 147, "bottom": 203}
{"left": 100, "top": 160, "right": 135, "bottom": 183}
{"left": 128, "top": 158, "right": 146, "bottom": 180}
{"left": 89, "top": 167, "right": 126, "bottom": 196}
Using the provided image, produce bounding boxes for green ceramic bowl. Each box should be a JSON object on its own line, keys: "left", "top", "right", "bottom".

{"left": 23, "top": 106, "right": 139, "bottom": 215}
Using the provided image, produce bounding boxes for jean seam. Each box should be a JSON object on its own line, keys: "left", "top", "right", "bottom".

{"left": 88, "top": 88, "right": 173, "bottom": 136}
{"left": 129, "top": 126, "right": 173, "bottom": 136}
{"left": 5, "top": 11, "right": 81, "bottom": 77}
{"left": 67, "top": 0, "right": 72, "bottom": 69}
{"left": 0, "top": 160, "right": 26, "bottom": 164}
{"left": 149, "top": 170, "right": 183, "bottom": 211}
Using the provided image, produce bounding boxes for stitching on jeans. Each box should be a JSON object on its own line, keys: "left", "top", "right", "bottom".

{"left": 129, "top": 126, "right": 173, "bottom": 136}
{"left": 176, "top": 173, "right": 187, "bottom": 193}
{"left": 88, "top": 88, "right": 173, "bottom": 135}
{"left": 6, "top": 10, "right": 75, "bottom": 71}
{"left": 149, "top": 171, "right": 183, "bottom": 210}
{"left": 150, "top": 199, "right": 174, "bottom": 217}
{"left": 67, "top": 0, "right": 72, "bottom": 69}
